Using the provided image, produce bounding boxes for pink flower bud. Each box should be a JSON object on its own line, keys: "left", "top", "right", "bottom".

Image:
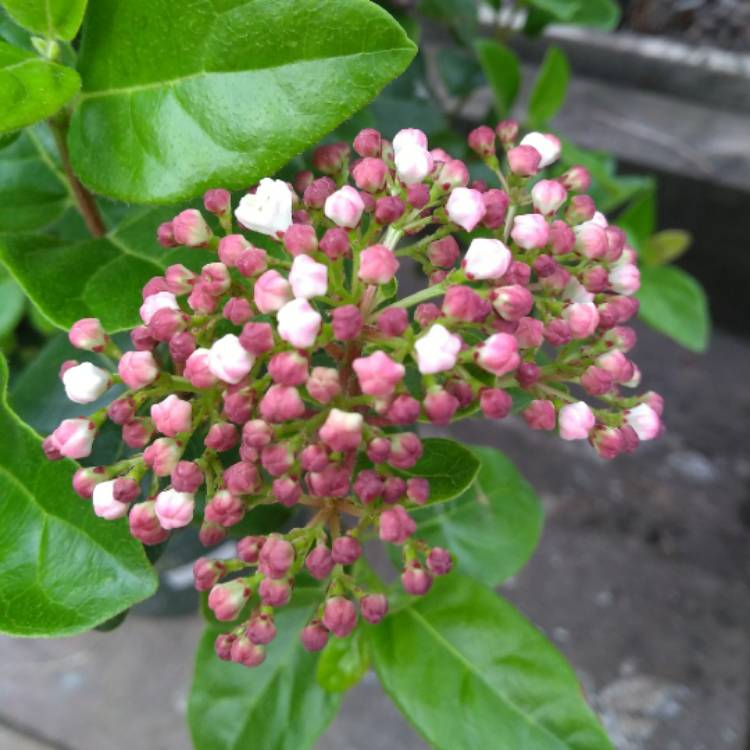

{"left": 142, "top": 277, "right": 170, "bottom": 299}
{"left": 490, "top": 285, "right": 534, "bottom": 322}
{"left": 436, "top": 159, "right": 470, "bottom": 190}
{"left": 476, "top": 332, "right": 519, "bottom": 376}
{"left": 415, "top": 324, "right": 462, "bottom": 375}
{"left": 393, "top": 142, "right": 433, "bottom": 185}
{"left": 549, "top": 220, "right": 576, "bottom": 254}
{"left": 69, "top": 318, "right": 108, "bottom": 352}
{"left": 193, "top": 557, "right": 226, "bottom": 591}
{"left": 129, "top": 501, "right": 169, "bottom": 545}
{"left": 384, "top": 393, "right": 419, "bottom": 426}
{"left": 565, "top": 194, "right": 596, "bottom": 225}
{"left": 186, "top": 282, "right": 217, "bottom": 314}
{"left": 462, "top": 237, "right": 512, "bottom": 281}
{"left": 379, "top": 505, "right": 416, "bottom": 544}
{"left": 287, "top": 253, "right": 327, "bottom": 300}
{"left": 597, "top": 350, "right": 635, "bottom": 383}
{"left": 199, "top": 520, "right": 227, "bottom": 547}
{"left": 184, "top": 348, "right": 218, "bottom": 388}
{"left": 260, "top": 384, "right": 306, "bottom": 421}
{"left": 319, "top": 409, "right": 363, "bottom": 452}
{"left": 323, "top": 597, "right": 357, "bottom": 638}
{"left": 515, "top": 317, "right": 544, "bottom": 349}
{"left": 92, "top": 480, "right": 129, "bottom": 520}
{"left": 324, "top": 185, "right": 365, "bottom": 228}
{"left": 511, "top": 214, "right": 550, "bottom": 250}
{"left": 319, "top": 227, "right": 350, "bottom": 260}
{"left": 373, "top": 309, "right": 406, "bottom": 339}
{"left": 198, "top": 262, "right": 230, "bottom": 297}
{"left": 203, "top": 188, "right": 230, "bottom": 215}
{"left": 353, "top": 351, "right": 405, "bottom": 397}
{"left": 559, "top": 401, "right": 596, "bottom": 440}
{"left": 423, "top": 388, "right": 459, "bottom": 425}
{"left": 480, "top": 388, "right": 512, "bottom": 419}
{"left": 235, "top": 178, "right": 293, "bottom": 238}
{"left": 223, "top": 388, "right": 254, "bottom": 424}
{"left": 351, "top": 127, "right": 381, "bottom": 156}
{"left": 389, "top": 432, "right": 423, "bottom": 470}
{"left": 283, "top": 223, "right": 318, "bottom": 256}
{"left": 496, "top": 118, "right": 519, "bottom": 145}
{"left": 208, "top": 334, "right": 254, "bottom": 384}
{"left": 604, "top": 226, "right": 626, "bottom": 262}
{"left": 383, "top": 477, "right": 407, "bottom": 503}
{"left": 302, "top": 177, "right": 334, "bottom": 209}
{"left": 626, "top": 403, "right": 661, "bottom": 441}
{"left": 404, "top": 183, "right": 428, "bottom": 210}
{"left": 354, "top": 469, "right": 384, "bottom": 504}
{"left": 261, "top": 442, "right": 294, "bottom": 477}
{"left": 313, "top": 142, "right": 349, "bottom": 174}
{"left": 223, "top": 297, "right": 253, "bottom": 326}
{"left": 523, "top": 400, "right": 556, "bottom": 430}
{"left": 301, "top": 622, "right": 329, "bottom": 652}
{"left": 237, "top": 534, "right": 265, "bottom": 563}
{"left": 49, "top": 418, "right": 96, "bottom": 459}
{"left": 574, "top": 221, "right": 608, "bottom": 259}
{"left": 155, "top": 488, "right": 195, "bottom": 529}
{"left": 468, "top": 125, "right": 496, "bottom": 157}
{"left": 393, "top": 128, "right": 427, "bottom": 152}
{"left": 205, "top": 490, "right": 245, "bottom": 527}
{"left": 481, "top": 189, "right": 509, "bottom": 229}
{"left": 531, "top": 179, "right": 568, "bottom": 215}
{"left": 580, "top": 366, "right": 614, "bottom": 396}
{"left": 72, "top": 466, "right": 105, "bottom": 499}
{"left": 427, "top": 547, "right": 453, "bottom": 575}
{"left": 172, "top": 209, "right": 212, "bottom": 246}
{"left": 223, "top": 461, "right": 260, "bottom": 495}
{"left": 406, "top": 478, "right": 429, "bottom": 505}
{"left": 231, "top": 635, "right": 266, "bottom": 667}
{"left": 239, "top": 322, "right": 274, "bottom": 356}
{"left": 507, "top": 145, "right": 541, "bottom": 176}
{"left": 259, "top": 535, "right": 294, "bottom": 579}
{"left": 151, "top": 394, "right": 192, "bottom": 437}
{"left": 519, "top": 132, "right": 561, "bottom": 167}
{"left": 425, "top": 235, "right": 458, "bottom": 268}
{"left": 122, "top": 418, "right": 153, "bottom": 449}
{"left": 247, "top": 613, "right": 277, "bottom": 646}
{"left": 171, "top": 460, "right": 204, "bottom": 493}
{"left": 62, "top": 362, "right": 110, "bottom": 404}
{"left": 143, "top": 438, "right": 180, "bottom": 477}
{"left": 367, "top": 437, "right": 391, "bottom": 464}
{"left": 266, "top": 351, "right": 307, "bottom": 387}
{"left": 208, "top": 579, "right": 251, "bottom": 621}
{"left": 358, "top": 244, "right": 399, "bottom": 285}
{"left": 277, "top": 298, "right": 322, "bottom": 348}
{"left": 609, "top": 262, "right": 641, "bottom": 296}
{"left": 544, "top": 319, "right": 572, "bottom": 347}
{"left": 118, "top": 350, "right": 159, "bottom": 390}
{"left": 204, "top": 422, "right": 239, "bottom": 452}
{"left": 149, "top": 307, "right": 187, "bottom": 342}
{"left": 360, "top": 593, "right": 388, "bottom": 624}
{"left": 560, "top": 165, "right": 591, "bottom": 192}
{"left": 306, "top": 464, "right": 351, "bottom": 498}
{"left": 217, "top": 234, "right": 249, "bottom": 267}
{"left": 328, "top": 304, "right": 362, "bottom": 341}
{"left": 564, "top": 302, "right": 600, "bottom": 339}
{"left": 374, "top": 196, "right": 405, "bottom": 225}
{"left": 272, "top": 476, "right": 301, "bottom": 507}
{"left": 352, "top": 157, "right": 388, "bottom": 192}
{"left": 235, "top": 247, "right": 269, "bottom": 279}
{"left": 402, "top": 562, "right": 433, "bottom": 595}
{"left": 254, "top": 270, "right": 292, "bottom": 314}
{"left": 446, "top": 188, "right": 486, "bottom": 232}
{"left": 329, "top": 536, "right": 360, "bottom": 566}
{"left": 157, "top": 221, "right": 176, "bottom": 247}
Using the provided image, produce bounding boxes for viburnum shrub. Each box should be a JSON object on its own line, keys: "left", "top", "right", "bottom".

{"left": 44, "top": 122, "right": 662, "bottom": 668}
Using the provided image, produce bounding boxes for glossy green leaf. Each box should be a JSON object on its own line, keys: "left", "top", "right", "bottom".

{"left": 0, "top": 207, "right": 208, "bottom": 332}
{"left": 0, "top": 267, "right": 25, "bottom": 337}
{"left": 638, "top": 265, "right": 709, "bottom": 353}
{"left": 394, "top": 437, "right": 480, "bottom": 506}
{"left": 616, "top": 185, "right": 656, "bottom": 246}
{"left": 317, "top": 628, "right": 371, "bottom": 692}
{"left": 371, "top": 575, "right": 613, "bottom": 750}
{"left": 641, "top": 229, "right": 691, "bottom": 267}
{"left": 525, "top": 0, "right": 619, "bottom": 30}
{"left": 526, "top": 0, "right": 578, "bottom": 21}
{"left": 413, "top": 446, "right": 542, "bottom": 586}
{"left": 528, "top": 46, "right": 569, "bottom": 127}
{"left": 0, "top": 128, "right": 71, "bottom": 232}
{"left": 2, "top": 0, "right": 87, "bottom": 41}
{"left": 475, "top": 40, "right": 520, "bottom": 116}
{"left": 189, "top": 591, "right": 341, "bottom": 750}
{"left": 0, "top": 40, "right": 80, "bottom": 133}
{"left": 0, "top": 353, "right": 158, "bottom": 636}
{"left": 68, "top": 0, "right": 416, "bottom": 203}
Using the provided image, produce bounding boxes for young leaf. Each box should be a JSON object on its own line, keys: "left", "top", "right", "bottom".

{"left": 412, "top": 446, "right": 543, "bottom": 586}
{"left": 2, "top": 0, "right": 88, "bottom": 42}
{"left": 616, "top": 186, "right": 656, "bottom": 247}
{"left": 0, "top": 268, "right": 25, "bottom": 338}
{"left": 0, "top": 353, "right": 158, "bottom": 637}
{"left": 317, "top": 628, "right": 371, "bottom": 692}
{"left": 189, "top": 591, "right": 341, "bottom": 750}
{"left": 68, "top": 0, "right": 416, "bottom": 203}
{"left": 0, "top": 40, "right": 80, "bottom": 133}
{"left": 638, "top": 265, "right": 709, "bottom": 353}
{"left": 526, "top": 0, "right": 578, "bottom": 22}
{"left": 641, "top": 229, "right": 691, "bottom": 267}
{"left": 528, "top": 46, "right": 569, "bottom": 127}
{"left": 525, "top": 0, "right": 620, "bottom": 31}
{"left": 0, "top": 207, "right": 208, "bottom": 332}
{"left": 475, "top": 40, "right": 520, "bottom": 116}
{"left": 370, "top": 575, "right": 613, "bottom": 750}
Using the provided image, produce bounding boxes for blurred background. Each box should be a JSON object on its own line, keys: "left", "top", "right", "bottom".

{"left": 1, "top": 0, "right": 749, "bottom": 748}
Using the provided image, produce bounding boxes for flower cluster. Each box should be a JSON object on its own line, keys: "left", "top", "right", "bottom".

{"left": 44, "top": 121, "right": 662, "bottom": 667}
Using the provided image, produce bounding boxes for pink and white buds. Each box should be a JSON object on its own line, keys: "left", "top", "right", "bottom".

{"left": 172, "top": 209, "right": 212, "bottom": 247}
{"left": 626, "top": 403, "right": 661, "bottom": 441}
{"left": 144, "top": 437, "right": 181, "bottom": 476}
{"left": 402, "top": 562, "right": 433, "bottom": 596}
{"left": 360, "top": 594, "right": 388, "bottom": 624}
{"left": 353, "top": 351, "right": 405, "bottom": 397}
{"left": 118, "top": 351, "right": 159, "bottom": 390}
{"left": 49, "top": 418, "right": 96, "bottom": 459}
{"left": 193, "top": 558, "right": 226, "bottom": 592}
{"left": 467, "top": 125, "right": 496, "bottom": 157}
{"left": 531, "top": 179, "right": 568, "bottom": 215}
{"left": 352, "top": 157, "right": 388, "bottom": 192}
{"left": 69, "top": 318, "right": 108, "bottom": 352}
{"left": 490, "top": 284, "right": 534, "bottom": 321}
{"left": 463, "top": 238, "right": 512, "bottom": 280}
{"left": 306, "top": 367, "right": 341, "bottom": 405}
{"left": 446, "top": 188, "right": 486, "bottom": 232}
{"left": 289, "top": 254, "right": 328, "bottom": 299}
{"left": 254, "top": 270, "right": 292, "bottom": 314}
{"left": 154, "top": 489, "right": 195, "bottom": 529}
{"left": 151, "top": 394, "right": 192, "bottom": 436}
{"left": 62, "top": 362, "right": 110, "bottom": 404}
{"left": 235, "top": 178, "right": 293, "bottom": 238}
{"left": 511, "top": 213, "right": 550, "bottom": 250}
{"left": 129, "top": 502, "right": 169, "bottom": 546}
{"left": 322, "top": 597, "right": 357, "bottom": 638}
{"left": 519, "top": 132, "right": 561, "bottom": 168}
{"left": 205, "top": 490, "right": 245, "bottom": 527}
{"left": 324, "top": 185, "right": 365, "bottom": 228}
{"left": 319, "top": 409, "right": 363, "bottom": 452}
{"left": 209, "top": 334, "right": 254, "bottom": 384}
{"left": 277, "top": 298, "right": 322, "bottom": 349}
{"left": 92, "top": 480, "right": 129, "bottom": 520}
{"left": 379, "top": 505, "right": 416, "bottom": 544}
{"left": 172, "top": 460, "right": 204, "bottom": 493}
{"left": 559, "top": 401, "right": 596, "bottom": 440}
{"left": 259, "top": 384, "right": 306, "bottom": 422}
{"left": 184, "top": 348, "right": 218, "bottom": 389}
{"left": 415, "top": 324, "right": 462, "bottom": 375}
{"left": 331, "top": 305, "right": 363, "bottom": 340}
{"left": 524, "top": 400, "right": 556, "bottom": 430}
{"left": 476, "top": 333, "right": 520, "bottom": 376}
{"left": 564, "top": 302, "right": 600, "bottom": 339}
{"left": 283, "top": 223, "right": 318, "bottom": 256}
{"left": 208, "top": 580, "right": 251, "bottom": 621}
{"left": 393, "top": 128, "right": 427, "bottom": 151}
{"left": 359, "top": 244, "right": 399, "bottom": 285}
{"left": 574, "top": 221, "right": 608, "bottom": 259}
{"left": 507, "top": 145, "right": 541, "bottom": 176}
{"left": 259, "top": 535, "right": 295, "bottom": 579}
{"left": 609, "top": 262, "right": 641, "bottom": 296}
{"left": 395, "top": 143, "right": 433, "bottom": 185}
{"left": 204, "top": 188, "right": 230, "bottom": 216}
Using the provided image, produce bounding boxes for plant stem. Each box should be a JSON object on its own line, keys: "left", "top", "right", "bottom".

{"left": 389, "top": 281, "right": 446, "bottom": 310}
{"left": 48, "top": 115, "right": 107, "bottom": 238}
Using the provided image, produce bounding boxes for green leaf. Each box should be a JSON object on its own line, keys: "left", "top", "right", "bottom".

{"left": 2, "top": 0, "right": 88, "bottom": 41}
{"left": 527, "top": 46, "right": 569, "bottom": 127}
{"left": 395, "top": 437, "right": 480, "bottom": 506}
{"left": 568, "top": 0, "right": 620, "bottom": 30}
{"left": 637, "top": 265, "right": 709, "bottom": 353}
{"left": 526, "top": 0, "right": 578, "bottom": 21}
{"left": 413, "top": 446, "right": 542, "bottom": 586}
{"left": 0, "top": 128, "right": 71, "bottom": 232}
{"left": 616, "top": 186, "right": 656, "bottom": 246}
{"left": 0, "top": 40, "right": 80, "bottom": 133}
{"left": 317, "top": 628, "right": 371, "bottom": 692}
{"left": 0, "top": 207, "right": 208, "bottom": 332}
{"left": 370, "top": 575, "right": 613, "bottom": 750}
{"left": 437, "top": 48, "right": 484, "bottom": 99}
{"left": 0, "top": 268, "right": 25, "bottom": 337}
{"left": 419, "top": 0, "right": 479, "bottom": 45}
{"left": 641, "top": 229, "right": 691, "bottom": 267}
{"left": 189, "top": 591, "right": 341, "bottom": 750}
{"left": 475, "top": 40, "right": 520, "bottom": 116}
{"left": 68, "top": 0, "right": 416, "bottom": 203}
{"left": 0, "top": 353, "right": 158, "bottom": 636}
